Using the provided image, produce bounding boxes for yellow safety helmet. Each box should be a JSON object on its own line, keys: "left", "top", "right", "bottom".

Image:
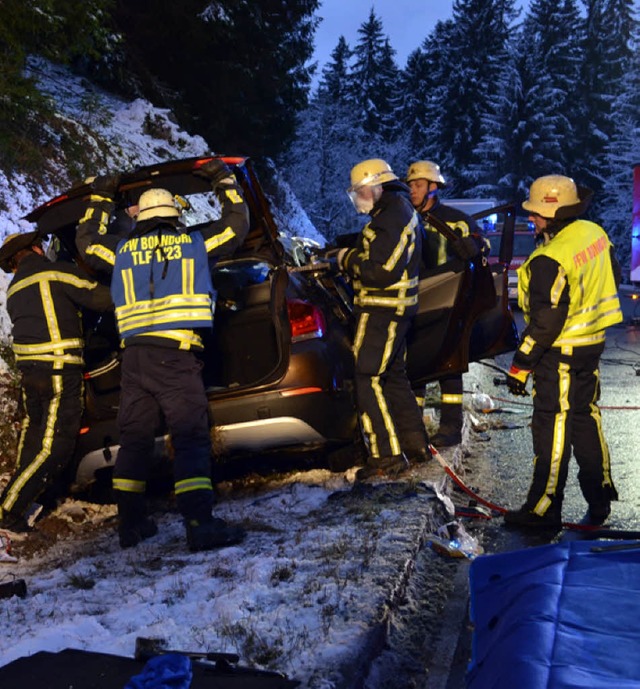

{"left": 406, "top": 160, "right": 446, "bottom": 185}
{"left": 136, "top": 188, "right": 181, "bottom": 222}
{"left": 522, "top": 175, "right": 581, "bottom": 219}
{"left": 348, "top": 159, "right": 397, "bottom": 192}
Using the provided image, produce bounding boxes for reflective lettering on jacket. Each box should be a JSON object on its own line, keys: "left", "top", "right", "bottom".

{"left": 517, "top": 220, "right": 622, "bottom": 347}
{"left": 111, "top": 228, "right": 215, "bottom": 348}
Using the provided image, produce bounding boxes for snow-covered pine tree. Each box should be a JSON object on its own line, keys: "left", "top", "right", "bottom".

{"left": 573, "top": 0, "right": 637, "bottom": 198}
{"left": 397, "top": 19, "right": 457, "bottom": 168}
{"left": 469, "top": 0, "right": 582, "bottom": 202}
{"left": 434, "top": 0, "right": 518, "bottom": 194}
{"left": 349, "top": 8, "right": 400, "bottom": 141}
{"left": 283, "top": 38, "right": 368, "bottom": 240}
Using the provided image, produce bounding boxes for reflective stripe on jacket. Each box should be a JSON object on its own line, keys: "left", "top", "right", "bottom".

{"left": 7, "top": 253, "right": 112, "bottom": 368}
{"left": 420, "top": 200, "right": 473, "bottom": 268}
{"left": 343, "top": 184, "right": 422, "bottom": 317}
{"left": 111, "top": 226, "right": 214, "bottom": 348}
{"left": 517, "top": 219, "right": 622, "bottom": 347}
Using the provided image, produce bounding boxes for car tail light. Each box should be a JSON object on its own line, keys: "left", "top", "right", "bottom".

{"left": 287, "top": 299, "right": 326, "bottom": 342}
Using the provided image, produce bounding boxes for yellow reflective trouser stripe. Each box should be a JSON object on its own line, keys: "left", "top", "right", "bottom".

{"left": 591, "top": 368, "right": 614, "bottom": 489}
{"left": 370, "top": 320, "right": 401, "bottom": 457}
{"left": 175, "top": 477, "right": 213, "bottom": 495}
{"left": 1, "top": 375, "right": 63, "bottom": 513}
{"left": 441, "top": 394, "right": 463, "bottom": 405}
{"left": 361, "top": 412, "right": 378, "bottom": 457}
{"left": 353, "top": 312, "right": 368, "bottom": 358}
{"left": 533, "top": 362, "right": 570, "bottom": 516}
{"left": 113, "top": 478, "right": 146, "bottom": 494}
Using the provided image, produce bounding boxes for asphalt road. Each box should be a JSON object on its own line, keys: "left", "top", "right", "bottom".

{"left": 417, "top": 309, "right": 640, "bottom": 689}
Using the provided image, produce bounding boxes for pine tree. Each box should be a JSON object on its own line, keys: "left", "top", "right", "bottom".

{"left": 434, "top": 0, "right": 518, "bottom": 194}
{"left": 113, "top": 0, "right": 320, "bottom": 159}
{"left": 284, "top": 37, "right": 369, "bottom": 240}
{"left": 469, "top": 0, "right": 583, "bottom": 202}
{"left": 573, "top": 0, "right": 637, "bottom": 195}
{"left": 397, "top": 19, "right": 457, "bottom": 165}
{"left": 349, "top": 8, "right": 400, "bottom": 140}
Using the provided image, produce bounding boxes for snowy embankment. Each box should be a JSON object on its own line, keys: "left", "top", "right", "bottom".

{"left": 0, "top": 457, "right": 473, "bottom": 688}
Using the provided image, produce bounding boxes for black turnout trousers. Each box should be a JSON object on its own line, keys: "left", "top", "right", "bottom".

{"left": 1, "top": 363, "right": 83, "bottom": 519}
{"left": 114, "top": 345, "right": 214, "bottom": 521}
{"left": 525, "top": 342, "right": 617, "bottom": 518}
{"left": 353, "top": 309, "right": 427, "bottom": 459}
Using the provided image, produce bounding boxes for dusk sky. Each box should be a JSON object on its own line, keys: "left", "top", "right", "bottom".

{"left": 313, "top": 0, "right": 530, "bottom": 73}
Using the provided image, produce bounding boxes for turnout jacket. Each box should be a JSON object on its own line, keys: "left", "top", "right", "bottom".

{"left": 7, "top": 253, "right": 112, "bottom": 369}
{"left": 514, "top": 219, "right": 622, "bottom": 369}
{"left": 419, "top": 200, "right": 475, "bottom": 269}
{"left": 76, "top": 182, "right": 250, "bottom": 351}
{"left": 342, "top": 181, "right": 421, "bottom": 317}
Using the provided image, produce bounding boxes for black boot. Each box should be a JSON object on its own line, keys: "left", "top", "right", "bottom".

{"left": 117, "top": 492, "right": 158, "bottom": 549}
{"left": 433, "top": 405, "right": 463, "bottom": 448}
{"left": 185, "top": 516, "right": 245, "bottom": 552}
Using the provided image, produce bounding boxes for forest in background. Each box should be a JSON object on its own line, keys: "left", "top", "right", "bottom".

{"left": 0, "top": 0, "right": 638, "bottom": 268}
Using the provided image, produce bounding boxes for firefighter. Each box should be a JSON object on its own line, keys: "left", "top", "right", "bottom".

{"left": 75, "top": 160, "right": 250, "bottom": 550}
{"left": 406, "top": 160, "right": 478, "bottom": 447}
{"left": 330, "top": 158, "right": 430, "bottom": 480}
{"left": 0, "top": 230, "right": 112, "bottom": 531}
{"left": 504, "top": 174, "right": 622, "bottom": 528}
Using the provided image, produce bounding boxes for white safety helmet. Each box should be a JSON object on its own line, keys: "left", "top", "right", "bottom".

{"left": 522, "top": 175, "right": 581, "bottom": 219}
{"left": 136, "top": 188, "right": 181, "bottom": 222}
{"left": 406, "top": 160, "right": 446, "bottom": 186}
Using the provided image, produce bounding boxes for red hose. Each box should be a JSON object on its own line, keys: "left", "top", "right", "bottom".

{"left": 428, "top": 444, "right": 603, "bottom": 532}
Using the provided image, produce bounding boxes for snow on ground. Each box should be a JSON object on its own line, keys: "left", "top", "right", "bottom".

{"left": 0, "top": 459, "right": 472, "bottom": 687}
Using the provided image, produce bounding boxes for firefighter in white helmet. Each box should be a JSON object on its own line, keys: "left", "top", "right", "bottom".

{"left": 75, "top": 160, "right": 250, "bottom": 552}
{"left": 406, "top": 160, "right": 479, "bottom": 447}
{"left": 504, "top": 174, "right": 622, "bottom": 529}
{"left": 329, "top": 159, "right": 430, "bottom": 480}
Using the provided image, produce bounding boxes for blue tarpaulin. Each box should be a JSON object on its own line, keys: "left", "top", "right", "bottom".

{"left": 467, "top": 540, "right": 640, "bottom": 689}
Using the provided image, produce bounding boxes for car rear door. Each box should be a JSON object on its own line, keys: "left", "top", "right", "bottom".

{"left": 406, "top": 205, "right": 519, "bottom": 387}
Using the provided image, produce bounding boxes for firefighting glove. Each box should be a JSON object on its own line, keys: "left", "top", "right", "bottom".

{"left": 450, "top": 236, "right": 480, "bottom": 261}
{"left": 506, "top": 365, "right": 531, "bottom": 397}
{"left": 194, "top": 159, "right": 235, "bottom": 189}
{"left": 90, "top": 173, "right": 121, "bottom": 198}
{"left": 322, "top": 248, "right": 348, "bottom": 274}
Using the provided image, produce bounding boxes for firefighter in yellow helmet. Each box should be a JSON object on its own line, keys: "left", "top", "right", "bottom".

{"left": 504, "top": 174, "right": 622, "bottom": 529}
{"left": 0, "top": 230, "right": 112, "bottom": 532}
{"left": 406, "top": 160, "right": 478, "bottom": 447}
{"left": 75, "top": 160, "right": 250, "bottom": 551}
{"left": 332, "top": 159, "right": 430, "bottom": 480}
